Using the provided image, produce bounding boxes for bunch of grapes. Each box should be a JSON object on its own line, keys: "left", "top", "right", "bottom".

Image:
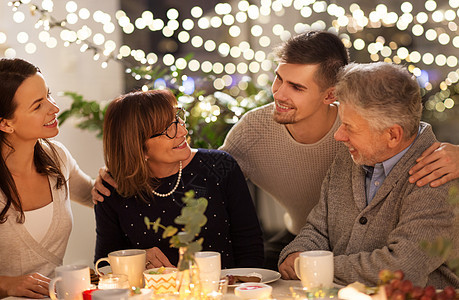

{"left": 378, "top": 269, "right": 457, "bottom": 300}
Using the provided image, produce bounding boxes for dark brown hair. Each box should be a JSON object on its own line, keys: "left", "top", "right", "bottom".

{"left": 274, "top": 30, "right": 350, "bottom": 90}
{"left": 0, "top": 58, "right": 66, "bottom": 223}
{"left": 103, "top": 89, "right": 177, "bottom": 200}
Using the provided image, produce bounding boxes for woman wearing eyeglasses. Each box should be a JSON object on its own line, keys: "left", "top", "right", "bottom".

{"left": 94, "top": 89, "right": 264, "bottom": 269}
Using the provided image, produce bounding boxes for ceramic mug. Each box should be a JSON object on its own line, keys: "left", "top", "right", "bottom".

{"left": 95, "top": 249, "right": 146, "bottom": 288}
{"left": 49, "top": 264, "right": 91, "bottom": 300}
{"left": 294, "top": 250, "right": 334, "bottom": 290}
{"left": 194, "top": 251, "right": 221, "bottom": 295}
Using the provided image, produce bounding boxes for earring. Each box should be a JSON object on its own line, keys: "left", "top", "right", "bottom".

{"left": 9, "top": 129, "right": 14, "bottom": 133}
{"left": 144, "top": 157, "right": 148, "bottom": 161}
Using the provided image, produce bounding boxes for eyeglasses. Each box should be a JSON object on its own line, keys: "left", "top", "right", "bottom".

{"left": 150, "top": 107, "right": 186, "bottom": 139}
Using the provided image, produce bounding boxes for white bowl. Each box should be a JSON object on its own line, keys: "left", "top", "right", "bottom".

{"left": 234, "top": 283, "right": 272, "bottom": 299}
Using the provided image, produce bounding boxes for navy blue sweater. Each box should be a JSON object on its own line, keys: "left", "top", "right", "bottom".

{"left": 94, "top": 149, "right": 264, "bottom": 269}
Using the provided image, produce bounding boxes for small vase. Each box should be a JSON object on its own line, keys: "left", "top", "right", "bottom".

{"left": 176, "top": 247, "right": 201, "bottom": 299}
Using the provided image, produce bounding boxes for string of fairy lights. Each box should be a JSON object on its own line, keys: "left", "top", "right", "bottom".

{"left": 2, "top": 0, "right": 459, "bottom": 119}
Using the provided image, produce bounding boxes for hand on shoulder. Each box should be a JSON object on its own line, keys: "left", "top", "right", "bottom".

{"left": 91, "top": 166, "right": 117, "bottom": 204}
{"left": 409, "top": 142, "right": 459, "bottom": 187}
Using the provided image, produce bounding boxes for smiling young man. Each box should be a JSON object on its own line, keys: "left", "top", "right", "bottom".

{"left": 219, "top": 31, "right": 459, "bottom": 270}
{"left": 278, "top": 62, "right": 459, "bottom": 288}
{"left": 219, "top": 31, "right": 348, "bottom": 269}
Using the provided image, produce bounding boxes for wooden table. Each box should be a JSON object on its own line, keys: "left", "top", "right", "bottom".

{"left": 4, "top": 279, "right": 304, "bottom": 299}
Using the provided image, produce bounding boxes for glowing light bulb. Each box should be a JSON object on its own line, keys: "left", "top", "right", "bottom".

{"left": 66, "top": 1, "right": 77, "bottom": 13}
{"left": 191, "top": 6, "right": 203, "bottom": 18}
{"left": 17, "top": 32, "right": 29, "bottom": 44}
{"left": 13, "top": 11, "right": 25, "bottom": 23}
{"left": 0, "top": 32, "right": 7, "bottom": 44}
{"left": 167, "top": 8, "right": 179, "bottom": 20}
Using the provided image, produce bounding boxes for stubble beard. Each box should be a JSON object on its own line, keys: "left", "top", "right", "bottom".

{"left": 272, "top": 107, "right": 296, "bottom": 125}
{"left": 348, "top": 145, "right": 388, "bottom": 167}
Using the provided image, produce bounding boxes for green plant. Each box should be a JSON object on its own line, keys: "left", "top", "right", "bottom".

{"left": 144, "top": 190, "right": 208, "bottom": 270}
{"left": 420, "top": 185, "right": 459, "bottom": 276}
{"left": 57, "top": 63, "right": 271, "bottom": 149}
{"left": 57, "top": 91, "right": 105, "bottom": 138}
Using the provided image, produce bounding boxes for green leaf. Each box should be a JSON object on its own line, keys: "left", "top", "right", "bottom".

{"left": 152, "top": 218, "right": 161, "bottom": 233}
{"left": 177, "top": 232, "right": 194, "bottom": 244}
{"left": 57, "top": 110, "right": 71, "bottom": 125}
{"left": 169, "top": 235, "right": 180, "bottom": 247}
{"left": 163, "top": 226, "right": 178, "bottom": 238}
{"left": 144, "top": 190, "right": 209, "bottom": 253}
{"left": 447, "top": 258, "right": 459, "bottom": 273}
{"left": 144, "top": 217, "right": 151, "bottom": 230}
{"left": 186, "top": 241, "right": 203, "bottom": 254}
{"left": 420, "top": 237, "right": 453, "bottom": 260}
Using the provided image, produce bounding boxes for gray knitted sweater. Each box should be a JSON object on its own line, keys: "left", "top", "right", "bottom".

{"left": 279, "top": 123, "right": 459, "bottom": 288}
{"left": 220, "top": 103, "right": 344, "bottom": 234}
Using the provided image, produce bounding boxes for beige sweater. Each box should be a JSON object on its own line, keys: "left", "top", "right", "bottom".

{"left": 0, "top": 140, "right": 93, "bottom": 277}
{"left": 220, "top": 103, "right": 344, "bottom": 234}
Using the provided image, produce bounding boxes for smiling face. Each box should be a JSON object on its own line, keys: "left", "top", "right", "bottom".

{"left": 271, "top": 63, "right": 332, "bottom": 125}
{"left": 144, "top": 115, "right": 191, "bottom": 175}
{"left": 334, "top": 103, "right": 390, "bottom": 166}
{"left": 5, "top": 72, "right": 59, "bottom": 142}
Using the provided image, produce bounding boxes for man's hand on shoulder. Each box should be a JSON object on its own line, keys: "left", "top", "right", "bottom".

{"left": 91, "top": 166, "right": 118, "bottom": 204}
{"left": 409, "top": 142, "right": 459, "bottom": 187}
{"left": 279, "top": 252, "right": 301, "bottom": 280}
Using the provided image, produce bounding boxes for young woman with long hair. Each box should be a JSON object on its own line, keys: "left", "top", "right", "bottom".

{"left": 0, "top": 58, "right": 94, "bottom": 298}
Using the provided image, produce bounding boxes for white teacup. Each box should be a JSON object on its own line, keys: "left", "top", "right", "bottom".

{"left": 194, "top": 251, "right": 221, "bottom": 294}
{"left": 49, "top": 265, "right": 91, "bottom": 300}
{"left": 91, "top": 288, "right": 130, "bottom": 300}
{"left": 294, "top": 250, "right": 334, "bottom": 290}
{"left": 95, "top": 249, "right": 146, "bottom": 288}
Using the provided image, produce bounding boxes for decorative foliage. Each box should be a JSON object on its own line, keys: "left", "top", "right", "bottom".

{"left": 58, "top": 92, "right": 105, "bottom": 138}
{"left": 420, "top": 185, "right": 459, "bottom": 276}
{"left": 144, "top": 190, "right": 208, "bottom": 271}
{"left": 57, "top": 63, "right": 271, "bottom": 148}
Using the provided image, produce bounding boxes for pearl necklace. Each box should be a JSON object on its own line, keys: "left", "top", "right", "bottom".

{"left": 152, "top": 161, "right": 182, "bottom": 197}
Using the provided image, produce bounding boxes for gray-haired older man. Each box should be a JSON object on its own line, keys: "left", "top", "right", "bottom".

{"left": 278, "top": 62, "right": 459, "bottom": 288}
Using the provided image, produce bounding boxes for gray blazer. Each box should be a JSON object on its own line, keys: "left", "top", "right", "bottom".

{"left": 279, "top": 122, "right": 459, "bottom": 288}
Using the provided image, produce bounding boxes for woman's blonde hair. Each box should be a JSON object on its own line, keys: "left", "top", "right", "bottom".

{"left": 103, "top": 89, "right": 177, "bottom": 200}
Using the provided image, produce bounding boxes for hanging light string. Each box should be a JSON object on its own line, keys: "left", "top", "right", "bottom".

{"left": 5, "top": 0, "right": 459, "bottom": 117}
{"left": 7, "top": 0, "right": 133, "bottom": 69}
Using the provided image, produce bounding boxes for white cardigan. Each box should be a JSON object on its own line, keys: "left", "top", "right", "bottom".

{"left": 0, "top": 140, "right": 93, "bottom": 277}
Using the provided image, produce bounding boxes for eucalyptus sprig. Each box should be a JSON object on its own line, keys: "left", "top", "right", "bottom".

{"left": 144, "top": 190, "right": 208, "bottom": 270}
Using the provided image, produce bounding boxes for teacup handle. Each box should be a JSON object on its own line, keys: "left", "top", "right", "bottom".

{"left": 95, "top": 257, "right": 110, "bottom": 276}
{"left": 294, "top": 257, "right": 302, "bottom": 280}
{"left": 48, "top": 276, "right": 62, "bottom": 300}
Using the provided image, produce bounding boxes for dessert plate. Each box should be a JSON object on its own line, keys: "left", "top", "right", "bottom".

{"left": 221, "top": 268, "right": 281, "bottom": 287}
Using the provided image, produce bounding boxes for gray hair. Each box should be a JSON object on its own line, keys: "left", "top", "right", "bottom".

{"left": 335, "top": 62, "right": 422, "bottom": 139}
